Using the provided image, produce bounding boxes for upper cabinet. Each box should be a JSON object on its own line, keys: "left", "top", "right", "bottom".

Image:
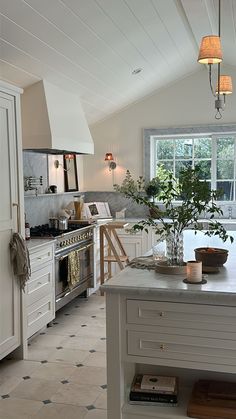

{"left": 21, "top": 80, "right": 94, "bottom": 155}
{"left": 0, "top": 81, "right": 24, "bottom": 360}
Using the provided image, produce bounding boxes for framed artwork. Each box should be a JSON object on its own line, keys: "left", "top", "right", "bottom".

{"left": 63, "top": 154, "right": 78, "bottom": 192}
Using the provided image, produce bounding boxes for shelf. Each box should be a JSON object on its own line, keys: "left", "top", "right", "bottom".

{"left": 24, "top": 191, "right": 79, "bottom": 198}
{"left": 122, "top": 386, "right": 191, "bottom": 419}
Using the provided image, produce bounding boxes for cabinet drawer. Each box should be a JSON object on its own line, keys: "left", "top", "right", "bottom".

{"left": 27, "top": 295, "right": 54, "bottom": 338}
{"left": 127, "top": 300, "right": 236, "bottom": 333}
{"left": 27, "top": 264, "right": 54, "bottom": 306}
{"left": 128, "top": 330, "right": 236, "bottom": 368}
{"left": 30, "top": 244, "right": 54, "bottom": 272}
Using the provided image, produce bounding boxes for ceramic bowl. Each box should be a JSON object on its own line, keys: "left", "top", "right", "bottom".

{"left": 194, "top": 247, "right": 228, "bottom": 267}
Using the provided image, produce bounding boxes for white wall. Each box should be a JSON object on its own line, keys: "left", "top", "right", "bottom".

{"left": 84, "top": 67, "right": 236, "bottom": 191}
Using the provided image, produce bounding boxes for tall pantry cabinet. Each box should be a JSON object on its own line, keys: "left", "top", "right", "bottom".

{"left": 0, "top": 81, "right": 24, "bottom": 360}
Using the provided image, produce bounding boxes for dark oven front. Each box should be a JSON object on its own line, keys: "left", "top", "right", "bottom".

{"left": 55, "top": 240, "right": 94, "bottom": 311}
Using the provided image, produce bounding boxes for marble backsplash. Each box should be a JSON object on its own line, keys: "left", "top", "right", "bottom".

{"left": 24, "top": 191, "right": 149, "bottom": 226}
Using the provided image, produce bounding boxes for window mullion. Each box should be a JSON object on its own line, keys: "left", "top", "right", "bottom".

{"left": 211, "top": 135, "right": 217, "bottom": 190}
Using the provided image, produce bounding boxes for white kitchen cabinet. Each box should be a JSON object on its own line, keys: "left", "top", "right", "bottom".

{"left": 104, "top": 290, "right": 236, "bottom": 419}
{"left": 27, "top": 242, "right": 55, "bottom": 338}
{"left": 0, "top": 82, "right": 24, "bottom": 360}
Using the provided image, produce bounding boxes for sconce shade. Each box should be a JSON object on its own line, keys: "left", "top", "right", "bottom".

{"left": 198, "top": 35, "right": 222, "bottom": 64}
{"left": 64, "top": 154, "right": 74, "bottom": 159}
{"left": 104, "top": 152, "right": 114, "bottom": 161}
{"left": 216, "top": 75, "right": 233, "bottom": 95}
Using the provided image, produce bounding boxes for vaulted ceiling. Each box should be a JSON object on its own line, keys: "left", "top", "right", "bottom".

{"left": 0, "top": 0, "right": 235, "bottom": 124}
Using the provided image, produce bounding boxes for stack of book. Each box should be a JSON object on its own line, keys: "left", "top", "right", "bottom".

{"left": 129, "top": 374, "right": 178, "bottom": 407}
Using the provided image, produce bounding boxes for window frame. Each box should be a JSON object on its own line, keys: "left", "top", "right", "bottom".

{"left": 143, "top": 125, "right": 236, "bottom": 203}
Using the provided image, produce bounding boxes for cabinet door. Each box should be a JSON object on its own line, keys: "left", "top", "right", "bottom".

{"left": 0, "top": 92, "right": 20, "bottom": 359}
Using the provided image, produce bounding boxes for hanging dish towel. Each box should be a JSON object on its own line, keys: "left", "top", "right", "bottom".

{"left": 9, "top": 232, "right": 31, "bottom": 290}
{"left": 67, "top": 250, "right": 80, "bottom": 289}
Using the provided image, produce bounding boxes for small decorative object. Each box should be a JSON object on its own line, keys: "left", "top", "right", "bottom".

{"left": 186, "top": 261, "right": 202, "bottom": 283}
{"left": 194, "top": 247, "right": 228, "bottom": 267}
{"left": 114, "top": 166, "right": 233, "bottom": 270}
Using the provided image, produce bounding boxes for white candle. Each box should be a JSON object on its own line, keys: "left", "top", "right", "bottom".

{"left": 186, "top": 260, "right": 202, "bottom": 283}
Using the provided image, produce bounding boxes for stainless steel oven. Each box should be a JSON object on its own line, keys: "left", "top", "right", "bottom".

{"left": 54, "top": 226, "right": 94, "bottom": 311}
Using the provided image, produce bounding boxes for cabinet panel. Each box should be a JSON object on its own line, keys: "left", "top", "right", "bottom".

{"left": 0, "top": 89, "right": 21, "bottom": 360}
{"left": 27, "top": 243, "right": 55, "bottom": 338}
{"left": 127, "top": 300, "right": 236, "bottom": 333}
{"left": 128, "top": 329, "right": 236, "bottom": 367}
{"left": 27, "top": 295, "right": 54, "bottom": 339}
{"left": 27, "top": 264, "right": 54, "bottom": 306}
{"left": 30, "top": 244, "right": 53, "bottom": 272}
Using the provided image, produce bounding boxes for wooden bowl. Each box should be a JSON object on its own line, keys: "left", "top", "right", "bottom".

{"left": 194, "top": 247, "right": 228, "bottom": 267}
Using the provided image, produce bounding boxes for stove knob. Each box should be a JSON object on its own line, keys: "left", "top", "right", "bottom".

{"left": 60, "top": 242, "right": 63, "bottom": 247}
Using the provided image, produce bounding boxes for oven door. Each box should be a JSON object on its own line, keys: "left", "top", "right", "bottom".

{"left": 55, "top": 241, "right": 94, "bottom": 304}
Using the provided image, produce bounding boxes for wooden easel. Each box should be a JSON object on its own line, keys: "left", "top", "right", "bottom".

{"left": 100, "top": 222, "right": 130, "bottom": 291}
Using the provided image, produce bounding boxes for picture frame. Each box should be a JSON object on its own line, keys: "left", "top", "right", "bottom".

{"left": 63, "top": 154, "right": 79, "bottom": 192}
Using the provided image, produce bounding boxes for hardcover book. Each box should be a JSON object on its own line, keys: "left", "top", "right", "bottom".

{"left": 131, "top": 374, "right": 178, "bottom": 395}
{"left": 129, "top": 374, "right": 178, "bottom": 405}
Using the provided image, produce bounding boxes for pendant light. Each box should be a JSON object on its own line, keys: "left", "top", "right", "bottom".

{"left": 198, "top": 0, "right": 232, "bottom": 119}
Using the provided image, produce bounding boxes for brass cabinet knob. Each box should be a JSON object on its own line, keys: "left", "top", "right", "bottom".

{"left": 160, "top": 311, "right": 165, "bottom": 317}
{"left": 160, "top": 344, "right": 167, "bottom": 351}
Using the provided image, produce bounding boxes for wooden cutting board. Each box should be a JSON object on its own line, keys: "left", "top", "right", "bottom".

{"left": 187, "top": 380, "right": 236, "bottom": 419}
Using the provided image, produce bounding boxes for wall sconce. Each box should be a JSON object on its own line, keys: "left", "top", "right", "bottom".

{"left": 54, "top": 154, "right": 75, "bottom": 172}
{"left": 198, "top": 0, "right": 233, "bottom": 119}
{"left": 104, "top": 152, "right": 116, "bottom": 171}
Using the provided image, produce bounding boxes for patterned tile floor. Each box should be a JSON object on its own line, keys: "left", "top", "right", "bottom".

{"left": 0, "top": 293, "right": 107, "bottom": 419}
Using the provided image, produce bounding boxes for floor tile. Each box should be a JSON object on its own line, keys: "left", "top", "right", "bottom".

{"left": 10, "top": 378, "right": 64, "bottom": 402}
{"left": 51, "top": 382, "right": 103, "bottom": 406}
{"left": 29, "top": 334, "right": 66, "bottom": 348}
{"left": 31, "top": 362, "right": 76, "bottom": 381}
{"left": 33, "top": 402, "right": 87, "bottom": 419}
{"left": 0, "top": 360, "right": 41, "bottom": 378}
{"left": 0, "top": 397, "right": 42, "bottom": 419}
{"left": 0, "top": 294, "right": 107, "bottom": 417}
{"left": 0, "top": 376, "right": 22, "bottom": 396}
{"left": 94, "top": 392, "right": 107, "bottom": 410}
{"left": 61, "top": 336, "right": 101, "bottom": 351}
{"left": 84, "top": 352, "right": 107, "bottom": 368}
{"left": 84, "top": 409, "right": 107, "bottom": 419}
{"left": 27, "top": 346, "right": 55, "bottom": 362}
{"left": 47, "top": 348, "right": 89, "bottom": 364}
{"left": 69, "top": 366, "right": 106, "bottom": 386}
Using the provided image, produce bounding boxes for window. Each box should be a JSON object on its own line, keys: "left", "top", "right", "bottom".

{"left": 144, "top": 126, "right": 236, "bottom": 202}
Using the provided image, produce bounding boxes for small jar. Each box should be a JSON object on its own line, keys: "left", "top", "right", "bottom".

{"left": 25, "top": 220, "right": 30, "bottom": 240}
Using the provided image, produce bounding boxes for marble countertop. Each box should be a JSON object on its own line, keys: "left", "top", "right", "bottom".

{"left": 26, "top": 238, "right": 56, "bottom": 251}
{"left": 101, "top": 230, "right": 236, "bottom": 305}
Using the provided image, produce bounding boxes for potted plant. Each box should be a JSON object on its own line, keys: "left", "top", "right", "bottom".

{"left": 114, "top": 166, "right": 233, "bottom": 266}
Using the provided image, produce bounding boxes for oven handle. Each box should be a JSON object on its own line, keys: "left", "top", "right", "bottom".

{"left": 55, "top": 243, "right": 94, "bottom": 261}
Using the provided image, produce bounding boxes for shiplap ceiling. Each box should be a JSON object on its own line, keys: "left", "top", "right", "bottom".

{"left": 0, "top": 0, "right": 235, "bottom": 124}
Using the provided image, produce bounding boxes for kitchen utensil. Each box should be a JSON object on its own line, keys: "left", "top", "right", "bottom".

{"left": 58, "top": 216, "right": 68, "bottom": 230}
{"left": 49, "top": 217, "right": 59, "bottom": 229}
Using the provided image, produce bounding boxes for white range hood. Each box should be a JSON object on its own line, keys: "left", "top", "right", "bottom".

{"left": 21, "top": 80, "right": 94, "bottom": 154}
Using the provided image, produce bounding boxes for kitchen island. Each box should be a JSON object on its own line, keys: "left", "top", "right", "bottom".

{"left": 101, "top": 230, "right": 236, "bottom": 419}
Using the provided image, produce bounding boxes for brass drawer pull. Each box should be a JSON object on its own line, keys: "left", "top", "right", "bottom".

{"left": 160, "top": 344, "right": 167, "bottom": 351}
{"left": 160, "top": 311, "right": 165, "bottom": 317}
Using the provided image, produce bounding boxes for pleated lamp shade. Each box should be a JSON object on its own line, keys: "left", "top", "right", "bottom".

{"left": 216, "top": 75, "right": 233, "bottom": 95}
{"left": 198, "top": 35, "right": 223, "bottom": 64}
{"left": 104, "top": 152, "right": 114, "bottom": 161}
